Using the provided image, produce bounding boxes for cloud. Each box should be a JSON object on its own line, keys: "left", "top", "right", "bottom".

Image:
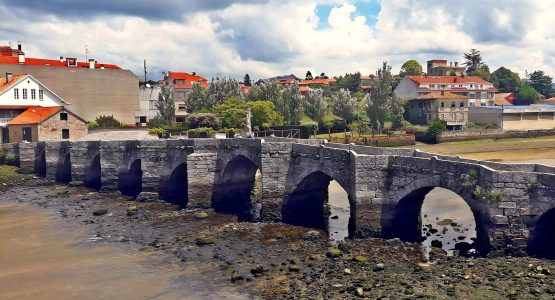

{"left": 0, "top": 0, "right": 553, "bottom": 81}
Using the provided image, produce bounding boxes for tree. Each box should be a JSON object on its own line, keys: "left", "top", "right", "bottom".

{"left": 332, "top": 72, "right": 362, "bottom": 92}
{"left": 243, "top": 74, "right": 252, "bottom": 87}
{"left": 305, "top": 70, "right": 313, "bottom": 80}
{"left": 213, "top": 97, "right": 249, "bottom": 129}
{"left": 367, "top": 62, "right": 395, "bottom": 133}
{"left": 208, "top": 77, "right": 243, "bottom": 107}
{"left": 348, "top": 120, "right": 369, "bottom": 137}
{"left": 527, "top": 70, "right": 554, "bottom": 98}
{"left": 400, "top": 60, "right": 424, "bottom": 77}
{"left": 282, "top": 83, "right": 304, "bottom": 125}
{"left": 320, "top": 72, "right": 329, "bottom": 79}
{"left": 425, "top": 118, "right": 447, "bottom": 141}
{"left": 185, "top": 113, "right": 219, "bottom": 129}
{"left": 474, "top": 65, "right": 492, "bottom": 81}
{"left": 184, "top": 82, "right": 210, "bottom": 112}
{"left": 156, "top": 84, "right": 175, "bottom": 125}
{"left": 463, "top": 49, "right": 484, "bottom": 75}
{"left": 389, "top": 95, "right": 405, "bottom": 130}
{"left": 250, "top": 101, "right": 284, "bottom": 129}
{"left": 517, "top": 84, "right": 541, "bottom": 104}
{"left": 491, "top": 67, "right": 522, "bottom": 93}
{"left": 303, "top": 88, "right": 327, "bottom": 123}
{"left": 332, "top": 89, "right": 356, "bottom": 122}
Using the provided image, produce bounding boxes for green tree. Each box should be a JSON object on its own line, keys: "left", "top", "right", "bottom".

{"left": 156, "top": 84, "right": 175, "bottom": 125}
{"left": 389, "top": 95, "right": 405, "bottom": 130}
{"left": 305, "top": 70, "right": 313, "bottom": 80}
{"left": 243, "top": 74, "right": 252, "bottom": 87}
{"left": 367, "top": 62, "right": 394, "bottom": 133}
{"left": 282, "top": 83, "right": 304, "bottom": 125}
{"left": 213, "top": 97, "right": 249, "bottom": 129}
{"left": 184, "top": 82, "right": 210, "bottom": 112}
{"left": 517, "top": 84, "right": 541, "bottom": 104}
{"left": 400, "top": 60, "right": 424, "bottom": 77}
{"left": 208, "top": 77, "right": 243, "bottom": 107}
{"left": 332, "top": 89, "right": 356, "bottom": 123}
{"left": 332, "top": 72, "right": 361, "bottom": 92}
{"left": 348, "top": 120, "right": 369, "bottom": 137}
{"left": 491, "top": 67, "right": 522, "bottom": 93}
{"left": 474, "top": 64, "right": 492, "bottom": 81}
{"left": 303, "top": 89, "right": 327, "bottom": 123}
{"left": 425, "top": 118, "right": 447, "bottom": 141}
{"left": 527, "top": 70, "right": 554, "bottom": 98}
{"left": 463, "top": 49, "right": 484, "bottom": 75}
{"left": 319, "top": 72, "right": 329, "bottom": 79}
{"left": 250, "top": 101, "right": 284, "bottom": 129}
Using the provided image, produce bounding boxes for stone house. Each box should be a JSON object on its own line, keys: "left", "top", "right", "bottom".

{"left": 406, "top": 92, "right": 469, "bottom": 130}
{"left": 8, "top": 106, "right": 87, "bottom": 142}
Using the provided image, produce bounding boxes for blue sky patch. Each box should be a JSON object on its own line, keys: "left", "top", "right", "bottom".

{"left": 316, "top": 0, "right": 381, "bottom": 29}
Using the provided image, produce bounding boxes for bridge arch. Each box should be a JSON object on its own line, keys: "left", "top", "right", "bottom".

{"left": 160, "top": 162, "right": 188, "bottom": 206}
{"left": 382, "top": 178, "right": 492, "bottom": 255}
{"left": 55, "top": 152, "right": 71, "bottom": 183}
{"left": 282, "top": 170, "right": 355, "bottom": 237}
{"left": 528, "top": 208, "right": 555, "bottom": 259}
{"left": 118, "top": 159, "right": 142, "bottom": 197}
{"left": 212, "top": 154, "right": 259, "bottom": 220}
{"left": 83, "top": 154, "right": 102, "bottom": 190}
{"left": 35, "top": 150, "right": 46, "bottom": 177}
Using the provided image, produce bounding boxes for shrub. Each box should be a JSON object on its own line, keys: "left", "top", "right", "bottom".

{"left": 147, "top": 116, "right": 166, "bottom": 129}
{"left": 5, "top": 153, "right": 16, "bottom": 165}
{"left": 218, "top": 128, "right": 241, "bottom": 137}
{"left": 300, "top": 116, "right": 318, "bottom": 138}
{"left": 425, "top": 118, "right": 447, "bottom": 142}
{"left": 148, "top": 127, "right": 167, "bottom": 135}
{"left": 87, "top": 121, "right": 99, "bottom": 128}
{"left": 188, "top": 127, "right": 215, "bottom": 138}
{"left": 95, "top": 115, "right": 125, "bottom": 128}
{"left": 185, "top": 113, "right": 219, "bottom": 129}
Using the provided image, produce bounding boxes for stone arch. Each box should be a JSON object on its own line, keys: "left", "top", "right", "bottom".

{"left": 160, "top": 163, "right": 188, "bottom": 206}
{"left": 55, "top": 152, "right": 72, "bottom": 183}
{"left": 528, "top": 208, "right": 555, "bottom": 259}
{"left": 212, "top": 155, "right": 259, "bottom": 220}
{"left": 282, "top": 170, "right": 355, "bottom": 237}
{"left": 35, "top": 150, "right": 46, "bottom": 177}
{"left": 118, "top": 159, "right": 142, "bottom": 197}
{"left": 84, "top": 154, "right": 102, "bottom": 190}
{"left": 381, "top": 178, "right": 492, "bottom": 255}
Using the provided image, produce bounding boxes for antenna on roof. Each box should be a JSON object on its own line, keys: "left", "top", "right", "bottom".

{"left": 16, "top": 40, "right": 27, "bottom": 51}
{"left": 144, "top": 59, "right": 148, "bottom": 82}
{"left": 85, "top": 44, "right": 91, "bottom": 61}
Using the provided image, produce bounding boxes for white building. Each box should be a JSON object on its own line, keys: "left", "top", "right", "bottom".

{"left": 135, "top": 82, "right": 161, "bottom": 125}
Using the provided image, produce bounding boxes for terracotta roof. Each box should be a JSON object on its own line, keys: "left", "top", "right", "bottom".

{"left": 408, "top": 75, "right": 492, "bottom": 85}
{"left": 8, "top": 106, "right": 63, "bottom": 125}
{"left": 298, "top": 78, "right": 335, "bottom": 85}
{"left": 276, "top": 78, "right": 295, "bottom": 84}
{"left": 168, "top": 71, "right": 208, "bottom": 89}
{"left": 545, "top": 97, "right": 555, "bottom": 102}
{"left": 415, "top": 92, "right": 467, "bottom": 100}
{"left": 0, "top": 56, "right": 121, "bottom": 69}
{"left": 0, "top": 74, "right": 26, "bottom": 94}
{"left": 494, "top": 93, "right": 514, "bottom": 106}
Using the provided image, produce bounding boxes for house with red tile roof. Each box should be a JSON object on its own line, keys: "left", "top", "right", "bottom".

{"left": 164, "top": 71, "right": 209, "bottom": 122}
{"left": 406, "top": 92, "right": 469, "bottom": 129}
{"left": 395, "top": 75, "right": 497, "bottom": 107}
{"left": 0, "top": 73, "right": 86, "bottom": 143}
{"left": 0, "top": 44, "right": 138, "bottom": 124}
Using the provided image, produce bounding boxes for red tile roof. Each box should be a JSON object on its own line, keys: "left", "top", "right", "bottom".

{"left": 8, "top": 106, "right": 63, "bottom": 125}
{"left": 408, "top": 75, "right": 492, "bottom": 85}
{"left": 0, "top": 55, "right": 121, "bottom": 69}
{"left": 298, "top": 78, "right": 335, "bottom": 85}
{"left": 276, "top": 78, "right": 295, "bottom": 84}
{"left": 168, "top": 71, "right": 208, "bottom": 89}
{"left": 416, "top": 92, "right": 467, "bottom": 100}
{"left": 0, "top": 74, "right": 26, "bottom": 94}
{"left": 494, "top": 93, "right": 515, "bottom": 106}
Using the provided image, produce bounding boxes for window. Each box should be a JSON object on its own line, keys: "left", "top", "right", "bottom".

{"left": 174, "top": 79, "right": 185, "bottom": 85}
{"left": 22, "top": 88, "right": 27, "bottom": 99}
{"left": 60, "top": 112, "right": 68, "bottom": 120}
{"left": 38, "top": 89, "right": 44, "bottom": 100}
{"left": 62, "top": 129, "right": 70, "bottom": 139}
{"left": 178, "top": 104, "right": 186, "bottom": 110}
{"left": 451, "top": 101, "right": 456, "bottom": 108}
{"left": 14, "top": 88, "right": 19, "bottom": 99}
{"left": 470, "top": 84, "right": 474, "bottom": 88}
{"left": 469, "top": 93, "right": 475, "bottom": 99}
{"left": 481, "top": 92, "right": 487, "bottom": 99}
{"left": 468, "top": 101, "right": 475, "bottom": 107}
{"left": 480, "top": 102, "right": 486, "bottom": 107}
{"left": 31, "top": 89, "right": 36, "bottom": 100}
{"left": 460, "top": 101, "right": 464, "bottom": 108}
{"left": 139, "top": 116, "right": 147, "bottom": 123}
{"left": 430, "top": 84, "right": 436, "bottom": 88}
{"left": 440, "top": 101, "right": 445, "bottom": 108}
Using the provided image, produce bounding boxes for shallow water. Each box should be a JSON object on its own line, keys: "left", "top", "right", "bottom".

{"left": 0, "top": 202, "right": 245, "bottom": 300}
{"left": 327, "top": 180, "right": 350, "bottom": 243}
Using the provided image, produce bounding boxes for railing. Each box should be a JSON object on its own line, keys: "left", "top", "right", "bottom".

{"left": 0, "top": 117, "right": 13, "bottom": 125}
{"left": 253, "top": 129, "right": 300, "bottom": 139}
{"left": 439, "top": 107, "right": 468, "bottom": 112}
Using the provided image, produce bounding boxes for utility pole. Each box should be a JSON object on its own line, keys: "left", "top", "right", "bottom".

{"left": 85, "top": 45, "right": 91, "bottom": 61}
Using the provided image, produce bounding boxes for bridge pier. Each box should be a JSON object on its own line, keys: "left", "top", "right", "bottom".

{"left": 187, "top": 152, "right": 217, "bottom": 208}
{"left": 45, "top": 141, "right": 71, "bottom": 183}
{"left": 18, "top": 142, "right": 38, "bottom": 174}
{"left": 99, "top": 140, "right": 141, "bottom": 193}
{"left": 69, "top": 141, "right": 101, "bottom": 188}
{"left": 258, "top": 142, "right": 293, "bottom": 221}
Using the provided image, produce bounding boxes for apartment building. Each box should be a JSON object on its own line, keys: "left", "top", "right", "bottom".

{"left": 135, "top": 81, "right": 161, "bottom": 124}
{"left": 406, "top": 92, "right": 469, "bottom": 129}
{"left": 164, "top": 71, "right": 208, "bottom": 122}
{"left": 426, "top": 59, "right": 466, "bottom": 76}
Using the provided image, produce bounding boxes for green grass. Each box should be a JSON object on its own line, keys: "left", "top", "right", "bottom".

{"left": 0, "top": 165, "right": 24, "bottom": 191}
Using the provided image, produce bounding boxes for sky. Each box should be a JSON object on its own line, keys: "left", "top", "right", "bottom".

{"left": 0, "top": 0, "right": 554, "bottom": 82}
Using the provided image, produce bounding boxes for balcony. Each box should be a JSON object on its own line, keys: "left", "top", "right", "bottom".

{"left": 438, "top": 107, "right": 468, "bottom": 113}
{"left": 0, "top": 117, "right": 13, "bottom": 125}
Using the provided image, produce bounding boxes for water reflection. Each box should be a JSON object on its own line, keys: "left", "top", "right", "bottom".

{"left": 420, "top": 188, "right": 477, "bottom": 258}
{"left": 327, "top": 180, "right": 350, "bottom": 244}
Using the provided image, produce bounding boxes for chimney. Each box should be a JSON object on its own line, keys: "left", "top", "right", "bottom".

{"left": 455, "top": 62, "right": 458, "bottom": 67}
{"left": 17, "top": 43, "right": 21, "bottom": 51}
{"left": 450, "top": 62, "right": 452, "bottom": 66}
{"left": 5, "top": 72, "right": 13, "bottom": 83}
{"left": 192, "top": 72, "right": 196, "bottom": 76}
{"left": 18, "top": 50, "right": 25, "bottom": 64}
{"left": 89, "top": 58, "right": 95, "bottom": 69}
{"left": 59, "top": 56, "right": 64, "bottom": 62}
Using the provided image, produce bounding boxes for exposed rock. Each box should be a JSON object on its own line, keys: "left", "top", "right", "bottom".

{"left": 355, "top": 287, "right": 364, "bottom": 297}
{"left": 374, "top": 263, "right": 385, "bottom": 271}
{"left": 194, "top": 211, "right": 209, "bottom": 219}
{"left": 303, "top": 230, "right": 321, "bottom": 241}
{"left": 326, "top": 247, "right": 342, "bottom": 258}
{"left": 289, "top": 264, "right": 300, "bottom": 272}
{"left": 353, "top": 255, "right": 369, "bottom": 263}
{"left": 92, "top": 209, "right": 108, "bottom": 216}
{"left": 126, "top": 205, "right": 138, "bottom": 216}
{"left": 195, "top": 236, "right": 215, "bottom": 246}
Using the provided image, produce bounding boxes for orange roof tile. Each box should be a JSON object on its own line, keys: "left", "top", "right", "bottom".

{"left": 416, "top": 92, "right": 467, "bottom": 100}
{"left": 409, "top": 75, "right": 492, "bottom": 85}
{"left": 545, "top": 97, "right": 555, "bottom": 102}
{"left": 0, "top": 56, "right": 121, "bottom": 69}
{"left": 8, "top": 106, "right": 63, "bottom": 125}
{"left": 298, "top": 78, "right": 335, "bottom": 85}
{"left": 168, "top": 71, "right": 208, "bottom": 89}
{"left": 0, "top": 74, "right": 26, "bottom": 94}
{"left": 494, "top": 93, "right": 514, "bottom": 106}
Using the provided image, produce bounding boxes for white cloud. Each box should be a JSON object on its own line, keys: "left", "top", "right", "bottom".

{"left": 0, "top": 0, "right": 553, "bottom": 81}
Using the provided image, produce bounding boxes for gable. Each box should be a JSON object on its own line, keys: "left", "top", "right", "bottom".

{"left": 0, "top": 74, "right": 69, "bottom": 107}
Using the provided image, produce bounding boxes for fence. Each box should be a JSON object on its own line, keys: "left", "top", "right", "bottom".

{"left": 253, "top": 129, "right": 300, "bottom": 139}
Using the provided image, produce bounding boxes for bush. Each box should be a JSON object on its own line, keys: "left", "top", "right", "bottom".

{"left": 218, "top": 128, "right": 241, "bottom": 137}
{"left": 147, "top": 116, "right": 166, "bottom": 129}
{"left": 87, "top": 121, "right": 99, "bottom": 128}
{"left": 148, "top": 127, "right": 166, "bottom": 135}
{"left": 188, "top": 127, "right": 215, "bottom": 138}
{"left": 185, "top": 113, "right": 219, "bottom": 129}
{"left": 300, "top": 116, "right": 318, "bottom": 138}
{"left": 95, "top": 115, "right": 125, "bottom": 128}
{"left": 425, "top": 118, "right": 447, "bottom": 142}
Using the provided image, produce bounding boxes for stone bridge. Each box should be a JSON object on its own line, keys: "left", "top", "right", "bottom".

{"left": 3, "top": 137, "right": 555, "bottom": 257}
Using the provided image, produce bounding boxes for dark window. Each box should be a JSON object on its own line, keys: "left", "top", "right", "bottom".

{"left": 139, "top": 116, "right": 147, "bottom": 123}
{"left": 451, "top": 101, "right": 456, "bottom": 108}
{"left": 440, "top": 101, "right": 445, "bottom": 108}
{"left": 60, "top": 112, "right": 68, "bottom": 120}
{"left": 62, "top": 129, "right": 70, "bottom": 139}
{"left": 460, "top": 101, "right": 464, "bottom": 107}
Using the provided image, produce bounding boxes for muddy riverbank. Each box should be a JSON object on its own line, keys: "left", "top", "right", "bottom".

{"left": 2, "top": 169, "right": 555, "bottom": 299}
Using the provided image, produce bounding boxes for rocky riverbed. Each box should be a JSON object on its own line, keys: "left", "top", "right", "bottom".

{"left": 2, "top": 168, "right": 555, "bottom": 299}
